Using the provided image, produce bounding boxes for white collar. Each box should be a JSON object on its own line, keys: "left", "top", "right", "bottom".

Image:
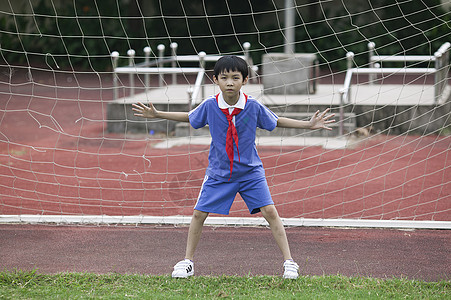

{"left": 217, "top": 91, "right": 246, "bottom": 110}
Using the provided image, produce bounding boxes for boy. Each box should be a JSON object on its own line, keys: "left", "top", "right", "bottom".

{"left": 133, "top": 55, "right": 335, "bottom": 279}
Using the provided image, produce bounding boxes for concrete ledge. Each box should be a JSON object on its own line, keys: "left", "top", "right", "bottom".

{"left": 107, "top": 101, "right": 188, "bottom": 134}
{"left": 107, "top": 83, "right": 449, "bottom": 135}
{"left": 175, "top": 112, "right": 356, "bottom": 138}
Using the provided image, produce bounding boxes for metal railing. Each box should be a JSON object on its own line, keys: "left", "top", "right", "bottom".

{"left": 111, "top": 42, "right": 256, "bottom": 108}
{"left": 337, "top": 42, "right": 450, "bottom": 136}
{"left": 341, "top": 41, "right": 450, "bottom": 105}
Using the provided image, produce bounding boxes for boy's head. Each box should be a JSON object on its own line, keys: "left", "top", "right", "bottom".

{"left": 213, "top": 55, "right": 249, "bottom": 81}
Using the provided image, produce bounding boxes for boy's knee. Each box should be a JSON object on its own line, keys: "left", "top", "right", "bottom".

{"left": 192, "top": 209, "right": 208, "bottom": 222}
{"left": 260, "top": 204, "right": 279, "bottom": 220}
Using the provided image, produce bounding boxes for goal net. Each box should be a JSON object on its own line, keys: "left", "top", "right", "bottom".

{"left": 0, "top": 0, "right": 450, "bottom": 229}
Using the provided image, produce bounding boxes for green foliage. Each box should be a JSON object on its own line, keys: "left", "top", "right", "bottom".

{"left": 293, "top": 0, "right": 451, "bottom": 69}
{"left": 0, "top": 0, "right": 136, "bottom": 71}
{"left": 0, "top": 0, "right": 449, "bottom": 71}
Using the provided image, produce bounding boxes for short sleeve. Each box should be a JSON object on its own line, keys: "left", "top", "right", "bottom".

{"left": 256, "top": 101, "right": 278, "bottom": 131}
{"left": 188, "top": 99, "right": 209, "bottom": 129}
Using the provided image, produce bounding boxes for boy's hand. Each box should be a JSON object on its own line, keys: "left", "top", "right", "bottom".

{"left": 309, "top": 108, "right": 335, "bottom": 130}
{"left": 132, "top": 102, "right": 158, "bottom": 119}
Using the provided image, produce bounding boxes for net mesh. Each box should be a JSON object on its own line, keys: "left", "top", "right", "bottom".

{"left": 0, "top": 0, "right": 449, "bottom": 227}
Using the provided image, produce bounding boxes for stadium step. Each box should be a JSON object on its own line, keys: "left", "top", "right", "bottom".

{"left": 174, "top": 112, "right": 356, "bottom": 137}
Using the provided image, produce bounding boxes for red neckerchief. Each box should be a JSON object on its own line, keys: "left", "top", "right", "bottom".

{"left": 216, "top": 93, "right": 248, "bottom": 180}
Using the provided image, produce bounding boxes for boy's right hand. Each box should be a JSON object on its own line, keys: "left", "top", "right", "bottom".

{"left": 132, "top": 102, "right": 158, "bottom": 119}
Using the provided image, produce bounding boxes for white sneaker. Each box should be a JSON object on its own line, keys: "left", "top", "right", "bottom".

{"left": 283, "top": 259, "right": 299, "bottom": 279}
{"left": 172, "top": 259, "right": 194, "bottom": 278}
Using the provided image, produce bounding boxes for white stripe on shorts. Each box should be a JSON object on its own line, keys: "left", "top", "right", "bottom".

{"left": 194, "top": 175, "right": 209, "bottom": 208}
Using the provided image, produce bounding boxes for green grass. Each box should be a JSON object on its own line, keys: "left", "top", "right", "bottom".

{"left": 0, "top": 270, "right": 449, "bottom": 299}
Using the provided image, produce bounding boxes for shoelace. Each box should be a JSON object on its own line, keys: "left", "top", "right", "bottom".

{"left": 284, "top": 260, "right": 299, "bottom": 272}
{"left": 174, "top": 260, "right": 192, "bottom": 271}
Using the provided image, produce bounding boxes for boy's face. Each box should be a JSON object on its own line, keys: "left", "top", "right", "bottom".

{"left": 213, "top": 70, "right": 249, "bottom": 104}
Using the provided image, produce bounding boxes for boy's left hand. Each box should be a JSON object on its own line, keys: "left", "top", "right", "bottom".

{"left": 309, "top": 108, "right": 336, "bottom": 130}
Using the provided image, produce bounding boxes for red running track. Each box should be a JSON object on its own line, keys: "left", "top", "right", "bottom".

{"left": 0, "top": 224, "right": 449, "bottom": 281}
{"left": 0, "top": 71, "right": 450, "bottom": 221}
{"left": 0, "top": 70, "right": 449, "bottom": 281}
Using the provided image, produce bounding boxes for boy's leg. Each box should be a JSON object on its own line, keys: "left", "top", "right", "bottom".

{"left": 172, "top": 209, "right": 208, "bottom": 278}
{"left": 260, "top": 204, "right": 292, "bottom": 260}
{"left": 185, "top": 209, "right": 209, "bottom": 260}
{"left": 260, "top": 204, "right": 299, "bottom": 279}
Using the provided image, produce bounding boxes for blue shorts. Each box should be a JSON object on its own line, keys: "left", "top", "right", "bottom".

{"left": 194, "top": 175, "right": 274, "bottom": 215}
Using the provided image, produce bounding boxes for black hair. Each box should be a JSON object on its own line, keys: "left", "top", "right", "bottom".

{"left": 213, "top": 55, "right": 249, "bottom": 80}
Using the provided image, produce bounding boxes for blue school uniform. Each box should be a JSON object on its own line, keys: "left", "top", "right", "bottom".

{"left": 188, "top": 91, "right": 278, "bottom": 214}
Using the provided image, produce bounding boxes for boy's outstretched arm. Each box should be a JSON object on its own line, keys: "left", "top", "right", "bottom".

{"left": 277, "top": 108, "right": 335, "bottom": 130}
{"left": 132, "top": 102, "right": 189, "bottom": 122}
